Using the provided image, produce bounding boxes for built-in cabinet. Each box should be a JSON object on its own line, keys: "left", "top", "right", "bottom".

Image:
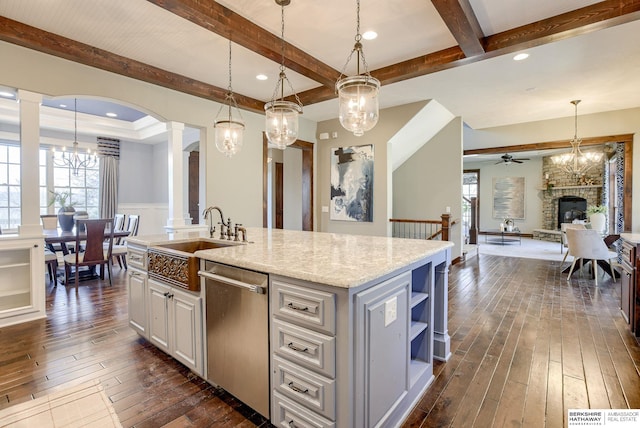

{"left": 0, "top": 236, "right": 46, "bottom": 327}
{"left": 620, "top": 236, "right": 639, "bottom": 337}
{"left": 126, "top": 243, "right": 204, "bottom": 376}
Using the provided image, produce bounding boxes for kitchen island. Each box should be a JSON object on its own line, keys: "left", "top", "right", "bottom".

{"left": 127, "top": 227, "right": 453, "bottom": 427}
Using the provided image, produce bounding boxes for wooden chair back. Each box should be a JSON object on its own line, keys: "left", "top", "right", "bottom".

{"left": 75, "top": 218, "right": 114, "bottom": 264}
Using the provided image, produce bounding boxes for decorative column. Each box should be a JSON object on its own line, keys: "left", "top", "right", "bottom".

{"left": 17, "top": 90, "right": 43, "bottom": 236}
{"left": 165, "top": 121, "right": 187, "bottom": 231}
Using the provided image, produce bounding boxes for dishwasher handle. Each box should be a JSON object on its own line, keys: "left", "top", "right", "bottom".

{"left": 198, "top": 270, "right": 266, "bottom": 294}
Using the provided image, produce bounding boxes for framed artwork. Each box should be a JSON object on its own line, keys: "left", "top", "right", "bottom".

{"left": 492, "top": 176, "right": 525, "bottom": 219}
{"left": 330, "top": 144, "right": 374, "bottom": 222}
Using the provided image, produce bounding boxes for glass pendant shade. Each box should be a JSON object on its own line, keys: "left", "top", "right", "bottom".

{"left": 337, "top": 0, "right": 380, "bottom": 136}
{"left": 213, "top": 39, "right": 244, "bottom": 158}
{"left": 265, "top": 100, "right": 301, "bottom": 149}
{"left": 264, "top": 1, "right": 302, "bottom": 150}
{"left": 214, "top": 119, "right": 244, "bottom": 158}
{"left": 337, "top": 75, "right": 380, "bottom": 137}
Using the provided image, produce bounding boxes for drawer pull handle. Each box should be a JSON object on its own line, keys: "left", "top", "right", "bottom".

{"left": 287, "top": 342, "right": 308, "bottom": 353}
{"left": 287, "top": 382, "right": 308, "bottom": 394}
{"left": 129, "top": 255, "right": 142, "bottom": 261}
{"left": 288, "top": 421, "right": 299, "bottom": 428}
{"left": 287, "top": 302, "right": 309, "bottom": 312}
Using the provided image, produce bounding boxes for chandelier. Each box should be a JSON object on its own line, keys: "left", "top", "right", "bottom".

{"left": 52, "top": 98, "right": 97, "bottom": 176}
{"left": 214, "top": 38, "right": 244, "bottom": 157}
{"left": 336, "top": 0, "right": 380, "bottom": 137}
{"left": 551, "top": 100, "right": 602, "bottom": 176}
{"left": 264, "top": 0, "right": 302, "bottom": 150}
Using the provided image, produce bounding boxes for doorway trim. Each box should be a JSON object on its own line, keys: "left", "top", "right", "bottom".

{"left": 263, "top": 135, "right": 314, "bottom": 231}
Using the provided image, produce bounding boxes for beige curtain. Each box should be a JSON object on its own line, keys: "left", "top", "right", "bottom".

{"left": 98, "top": 137, "right": 120, "bottom": 219}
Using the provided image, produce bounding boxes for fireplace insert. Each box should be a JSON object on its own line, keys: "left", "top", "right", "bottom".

{"left": 557, "top": 196, "right": 587, "bottom": 229}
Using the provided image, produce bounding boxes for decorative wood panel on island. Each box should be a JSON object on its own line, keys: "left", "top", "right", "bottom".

{"left": 127, "top": 228, "right": 453, "bottom": 427}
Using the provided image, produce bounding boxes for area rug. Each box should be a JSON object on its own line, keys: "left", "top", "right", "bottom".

{"left": 0, "top": 380, "right": 121, "bottom": 427}
{"left": 478, "top": 237, "right": 565, "bottom": 262}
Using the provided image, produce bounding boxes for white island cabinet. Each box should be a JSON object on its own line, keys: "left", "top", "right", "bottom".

{"left": 127, "top": 228, "right": 452, "bottom": 427}
{"left": 0, "top": 235, "right": 46, "bottom": 327}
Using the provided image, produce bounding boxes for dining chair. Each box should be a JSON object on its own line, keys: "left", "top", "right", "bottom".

{"left": 560, "top": 223, "right": 587, "bottom": 264}
{"left": 41, "top": 214, "right": 64, "bottom": 253}
{"left": 111, "top": 214, "right": 140, "bottom": 269}
{"left": 44, "top": 248, "right": 58, "bottom": 284}
{"left": 63, "top": 218, "right": 115, "bottom": 288}
{"left": 565, "top": 228, "right": 617, "bottom": 286}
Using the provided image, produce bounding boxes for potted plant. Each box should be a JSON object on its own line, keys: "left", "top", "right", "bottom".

{"left": 586, "top": 204, "right": 607, "bottom": 234}
{"left": 48, "top": 191, "right": 76, "bottom": 232}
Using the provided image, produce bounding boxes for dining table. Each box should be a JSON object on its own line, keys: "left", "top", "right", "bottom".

{"left": 44, "top": 228, "right": 130, "bottom": 255}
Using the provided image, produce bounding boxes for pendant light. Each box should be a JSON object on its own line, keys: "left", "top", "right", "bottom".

{"left": 214, "top": 38, "right": 244, "bottom": 157}
{"left": 264, "top": 0, "right": 303, "bottom": 150}
{"left": 551, "top": 100, "right": 603, "bottom": 176}
{"left": 52, "top": 98, "right": 97, "bottom": 176}
{"left": 336, "top": 0, "right": 380, "bottom": 137}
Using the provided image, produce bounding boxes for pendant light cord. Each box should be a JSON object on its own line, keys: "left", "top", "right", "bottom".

{"left": 338, "top": 0, "right": 372, "bottom": 80}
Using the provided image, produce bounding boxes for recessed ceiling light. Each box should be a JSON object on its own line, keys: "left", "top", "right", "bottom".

{"left": 0, "top": 91, "right": 15, "bottom": 98}
{"left": 59, "top": 103, "right": 67, "bottom": 108}
{"left": 256, "top": 74, "right": 268, "bottom": 81}
{"left": 362, "top": 31, "right": 377, "bottom": 40}
{"left": 513, "top": 53, "right": 529, "bottom": 61}
{"left": 106, "top": 112, "right": 118, "bottom": 118}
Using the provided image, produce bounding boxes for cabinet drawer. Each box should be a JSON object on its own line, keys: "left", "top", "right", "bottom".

{"left": 273, "top": 355, "right": 335, "bottom": 420}
{"left": 271, "top": 280, "right": 335, "bottom": 334}
{"left": 272, "top": 318, "right": 335, "bottom": 378}
{"left": 622, "top": 241, "right": 635, "bottom": 266}
{"left": 272, "top": 391, "right": 335, "bottom": 428}
{"left": 127, "top": 244, "right": 147, "bottom": 270}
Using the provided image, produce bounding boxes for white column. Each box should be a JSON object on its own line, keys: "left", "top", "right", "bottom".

{"left": 166, "top": 121, "right": 186, "bottom": 229}
{"left": 17, "top": 90, "right": 43, "bottom": 236}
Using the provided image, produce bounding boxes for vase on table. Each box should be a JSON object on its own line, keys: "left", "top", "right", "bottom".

{"left": 589, "top": 212, "right": 606, "bottom": 234}
{"left": 58, "top": 206, "right": 76, "bottom": 232}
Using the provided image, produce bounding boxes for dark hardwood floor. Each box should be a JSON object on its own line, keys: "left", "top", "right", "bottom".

{"left": 0, "top": 254, "right": 639, "bottom": 427}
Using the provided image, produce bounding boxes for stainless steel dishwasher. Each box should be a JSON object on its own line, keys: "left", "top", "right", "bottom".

{"left": 198, "top": 261, "right": 270, "bottom": 418}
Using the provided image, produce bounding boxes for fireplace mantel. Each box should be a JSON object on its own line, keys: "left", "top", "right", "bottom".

{"left": 537, "top": 184, "right": 602, "bottom": 191}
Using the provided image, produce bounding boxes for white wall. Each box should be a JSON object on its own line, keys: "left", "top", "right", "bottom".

{"left": 465, "top": 107, "right": 640, "bottom": 231}
{"left": 393, "top": 118, "right": 463, "bottom": 260}
{"left": 464, "top": 157, "right": 543, "bottom": 233}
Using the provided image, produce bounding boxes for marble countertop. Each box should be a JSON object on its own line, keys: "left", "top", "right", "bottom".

{"left": 620, "top": 233, "right": 640, "bottom": 244}
{"left": 129, "top": 228, "right": 453, "bottom": 289}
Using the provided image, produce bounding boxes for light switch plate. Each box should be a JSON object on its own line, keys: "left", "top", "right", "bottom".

{"left": 385, "top": 297, "right": 397, "bottom": 327}
{"left": 322, "top": 206, "right": 329, "bottom": 213}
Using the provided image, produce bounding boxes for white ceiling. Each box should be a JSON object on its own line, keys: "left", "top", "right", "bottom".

{"left": 0, "top": 0, "right": 638, "bottom": 150}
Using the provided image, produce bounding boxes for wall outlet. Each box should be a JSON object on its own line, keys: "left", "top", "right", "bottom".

{"left": 384, "top": 297, "right": 397, "bottom": 327}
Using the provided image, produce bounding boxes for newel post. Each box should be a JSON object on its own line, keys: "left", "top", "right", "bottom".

{"left": 441, "top": 213, "right": 451, "bottom": 241}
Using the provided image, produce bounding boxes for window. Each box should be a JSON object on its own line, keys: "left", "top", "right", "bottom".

{"left": 0, "top": 143, "right": 21, "bottom": 230}
{"left": 39, "top": 149, "right": 100, "bottom": 218}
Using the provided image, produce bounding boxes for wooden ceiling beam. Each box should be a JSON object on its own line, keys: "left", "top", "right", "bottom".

{"left": 0, "top": 16, "right": 266, "bottom": 114}
{"left": 145, "top": 0, "right": 340, "bottom": 89}
{"left": 431, "top": 0, "right": 485, "bottom": 57}
{"left": 463, "top": 134, "right": 634, "bottom": 155}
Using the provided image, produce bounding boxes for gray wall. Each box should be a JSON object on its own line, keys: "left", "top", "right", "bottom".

{"left": 393, "top": 117, "right": 463, "bottom": 260}
{"left": 316, "top": 102, "right": 429, "bottom": 237}
{"left": 118, "top": 141, "right": 156, "bottom": 204}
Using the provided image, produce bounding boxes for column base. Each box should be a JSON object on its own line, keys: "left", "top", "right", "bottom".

{"left": 433, "top": 331, "right": 451, "bottom": 362}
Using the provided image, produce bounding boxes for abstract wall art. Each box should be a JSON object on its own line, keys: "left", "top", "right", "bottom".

{"left": 330, "top": 144, "right": 374, "bottom": 222}
{"left": 492, "top": 176, "right": 525, "bottom": 220}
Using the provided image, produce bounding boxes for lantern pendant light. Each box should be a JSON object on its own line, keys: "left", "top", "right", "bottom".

{"left": 264, "top": 0, "right": 303, "bottom": 150}
{"left": 214, "top": 38, "right": 244, "bottom": 157}
{"left": 336, "top": 0, "right": 380, "bottom": 137}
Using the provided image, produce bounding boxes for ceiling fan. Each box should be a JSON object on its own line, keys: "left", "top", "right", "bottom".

{"left": 496, "top": 153, "right": 530, "bottom": 165}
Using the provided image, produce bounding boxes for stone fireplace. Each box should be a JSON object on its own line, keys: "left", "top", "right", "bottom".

{"left": 541, "top": 154, "right": 604, "bottom": 231}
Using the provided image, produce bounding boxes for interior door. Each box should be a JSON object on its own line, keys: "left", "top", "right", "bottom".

{"left": 275, "top": 162, "right": 283, "bottom": 229}
{"left": 188, "top": 151, "right": 199, "bottom": 224}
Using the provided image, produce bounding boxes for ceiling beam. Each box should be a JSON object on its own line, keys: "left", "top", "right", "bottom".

{"left": 145, "top": 0, "right": 340, "bottom": 89}
{"left": 463, "top": 134, "right": 634, "bottom": 155}
{"left": 431, "top": 0, "right": 485, "bottom": 57}
{"left": 0, "top": 16, "right": 266, "bottom": 114}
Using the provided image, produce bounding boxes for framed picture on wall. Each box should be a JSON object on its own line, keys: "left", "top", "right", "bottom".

{"left": 492, "top": 176, "right": 525, "bottom": 219}
{"left": 330, "top": 144, "right": 374, "bottom": 222}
